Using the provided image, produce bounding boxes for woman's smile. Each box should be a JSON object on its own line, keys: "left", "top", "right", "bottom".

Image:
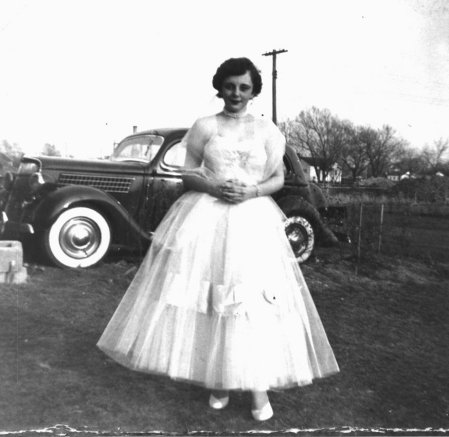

{"left": 221, "top": 71, "right": 254, "bottom": 114}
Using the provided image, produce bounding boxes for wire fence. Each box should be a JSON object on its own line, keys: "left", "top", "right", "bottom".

{"left": 339, "top": 202, "right": 449, "bottom": 269}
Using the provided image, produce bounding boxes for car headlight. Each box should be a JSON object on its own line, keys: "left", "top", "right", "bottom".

{"left": 29, "top": 172, "right": 45, "bottom": 192}
{"left": 3, "top": 172, "right": 15, "bottom": 191}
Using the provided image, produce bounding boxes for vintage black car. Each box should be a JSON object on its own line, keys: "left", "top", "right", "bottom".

{"left": 0, "top": 128, "right": 339, "bottom": 268}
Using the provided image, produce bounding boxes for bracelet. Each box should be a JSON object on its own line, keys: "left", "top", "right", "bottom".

{"left": 254, "top": 185, "right": 261, "bottom": 197}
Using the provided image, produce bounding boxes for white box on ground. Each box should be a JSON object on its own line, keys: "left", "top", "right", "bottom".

{"left": 0, "top": 240, "right": 27, "bottom": 284}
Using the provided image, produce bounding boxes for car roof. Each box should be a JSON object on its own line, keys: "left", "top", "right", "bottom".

{"left": 119, "top": 127, "right": 188, "bottom": 143}
{"left": 120, "top": 128, "right": 296, "bottom": 155}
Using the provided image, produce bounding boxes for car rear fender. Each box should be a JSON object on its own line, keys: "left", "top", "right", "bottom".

{"left": 276, "top": 195, "right": 319, "bottom": 223}
{"left": 31, "top": 185, "right": 151, "bottom": 244}
{"left": 276, "top": 195, "right": 337, "bottom": 244}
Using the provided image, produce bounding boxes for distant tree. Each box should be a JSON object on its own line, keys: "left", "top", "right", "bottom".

{"left": 340, "top": 124, "right": 370, "bottom": 182}
{"left": 394, "top": 146, "right": 427, "bottom": 175}
{"left": 440, "top": 161, "right": 449, "bottom": 176}
{"left": 362, "top": 125, "right": 403, "bottom": 177}
{"left": 0, "top": 140, "right": 23, "bottom": 168}
{"left": 278, "top": 119, "right": 299, "bottom": 151}
{"left": 281, "top": 107, "right": 346, "bottom": 182}
{"left": 421, "top": 138, "right": 449, "bottom": 174}
{"left": 280, "top": 109, "right": 412, "bottom": 182}
{"left": 42, "top": 143, "right": 61, "bottom": 157}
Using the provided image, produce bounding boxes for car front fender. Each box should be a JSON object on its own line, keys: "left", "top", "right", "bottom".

{"left": 30, "top": 185, "right": 151, "bottom": 244}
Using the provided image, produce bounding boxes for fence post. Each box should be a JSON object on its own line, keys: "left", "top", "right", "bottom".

{"left": 378, "top": 203, "right": 384, "bottom": 253}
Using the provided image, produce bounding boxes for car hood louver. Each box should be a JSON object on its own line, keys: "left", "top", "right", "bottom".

{"left": 57, "top": 173, "right": 136, "bottom": 193}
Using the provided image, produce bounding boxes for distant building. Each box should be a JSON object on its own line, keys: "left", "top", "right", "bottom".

{"left": 298, "top": 155, "right": 342, "bottom": 184}
{"left": 386, "top": 170, "right": 401, "bottom": 182}
{"left": 386, "top": 165, "right": 411, "bottom": 181}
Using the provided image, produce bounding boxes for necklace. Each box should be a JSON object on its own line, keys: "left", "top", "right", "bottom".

{"left": 222, "top": 108, "right": 247, "bottom": 119}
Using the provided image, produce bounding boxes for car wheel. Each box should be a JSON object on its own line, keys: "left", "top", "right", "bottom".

{"left": 43, "top": 207, "right": 111, "bottom": 268}
{"left": 284, "top": 215, "right": 315, "bottom": 263}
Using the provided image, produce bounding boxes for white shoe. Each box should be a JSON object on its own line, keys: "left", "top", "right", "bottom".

{"left": 209, "top": 393, "right": 229, "bottom": 410}
{"left": 251, "top": 401, "right": 274, "bottom": 421}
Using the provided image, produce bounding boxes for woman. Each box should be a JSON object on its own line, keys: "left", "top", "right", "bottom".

{"left": 97, "top": 57, "right": 339, "bottom": 421}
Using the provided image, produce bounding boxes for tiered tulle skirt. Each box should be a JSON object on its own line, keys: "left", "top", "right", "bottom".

{"left": 97, "top": 192, "right": 339, "bottom": 390}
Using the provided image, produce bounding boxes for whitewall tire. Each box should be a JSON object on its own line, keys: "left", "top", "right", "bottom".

{"left": 284, "top": 215, "right": 315, "bottom": 263}
{"left": 44, "top": 207, "right": 111, "bottom": 268}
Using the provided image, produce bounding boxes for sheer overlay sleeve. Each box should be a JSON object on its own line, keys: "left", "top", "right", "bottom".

{"left": 181, "top": 117, "right": 216, "bottom": 180}
{"left": 263, "top": 118, "right": 286, "bottom": 180}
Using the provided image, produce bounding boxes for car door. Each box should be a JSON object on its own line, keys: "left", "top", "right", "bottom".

{"left": 143, "top": 137, "right": 187, "bottom": 232}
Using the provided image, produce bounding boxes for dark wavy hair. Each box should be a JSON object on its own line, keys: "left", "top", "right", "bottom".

{"left": 212, "top": 57, "right": 262, "bottom": 98}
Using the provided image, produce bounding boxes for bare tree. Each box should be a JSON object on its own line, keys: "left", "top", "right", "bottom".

{"left": 280, "top": 109, "right": 408, "bottom": 181}
{"left": 395, "top": 145, "right": 426, "bottom": 175}
{"left": 340, "top": 124, "right": 370, "bottom": 182}
{"left": 363, "top": 125, "right": 403, "bottom": 177}
{"left": 421, "top": 138, "right": 449, "bottom": 174}
{"left": 291, "top": 107, "right": 346, "bottom": 182}
{"left": 278, "top": 119, "right": 300, "bottom": 152}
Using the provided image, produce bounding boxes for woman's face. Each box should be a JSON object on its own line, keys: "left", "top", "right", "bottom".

{"left": 221, "top": 71, "right": 254, "bottom": 114}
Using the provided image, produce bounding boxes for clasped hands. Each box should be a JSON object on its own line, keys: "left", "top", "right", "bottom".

{"left": 216, "top": 179, "right": 257, "bottom": 204}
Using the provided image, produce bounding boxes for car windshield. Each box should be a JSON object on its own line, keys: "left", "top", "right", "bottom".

{"left": 111, "top": 135, "right": 164, "bottom": 162}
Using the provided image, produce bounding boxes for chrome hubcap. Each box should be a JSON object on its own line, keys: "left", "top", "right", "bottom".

{"left": 287, "top": 226, "right": 306, "bottom": 244}
{"left": 285, "top": 219, "right": 309, "bottom": 256}
{"left": 59, "top": 218, "right": 101, "bottom": 259}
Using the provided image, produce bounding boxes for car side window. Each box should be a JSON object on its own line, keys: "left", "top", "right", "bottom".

{"left": 163, "top": 140, "right": 187, "bottom": 168}
{"left": 111, "top": 135, "right": 164, "bottom": 162}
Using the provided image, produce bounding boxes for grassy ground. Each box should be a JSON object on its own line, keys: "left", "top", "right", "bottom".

{"left": 0, "top": 246, "right": 448, "bottom": 435}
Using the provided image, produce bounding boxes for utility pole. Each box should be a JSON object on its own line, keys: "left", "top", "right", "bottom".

{"left": 262, "top": 49, "right": 287, "bottom": 125}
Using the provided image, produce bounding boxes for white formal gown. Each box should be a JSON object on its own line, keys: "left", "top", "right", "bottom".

{"left": 97, "top": 115, "right": 339, "bottom": 391}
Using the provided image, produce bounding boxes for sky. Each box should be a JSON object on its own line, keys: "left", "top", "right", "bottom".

{"left": 0, "top": 0, "right": 448, "bottom": 158}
